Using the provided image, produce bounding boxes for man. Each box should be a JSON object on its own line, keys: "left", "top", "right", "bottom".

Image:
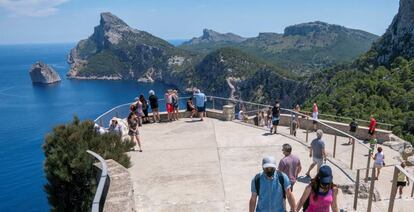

{"left": 312, "top": 101, "right": 318, "bottom": 131}
{"left": 249, "top": 156, "right": 296, "bottom": 212}
{"left": 194, "top": 89, "right": 206, "bottom": 121}
{"left": 278, "top": 144, "right": 302, "bottom": 191}
{"left": 271, "top": 101, "right": 280, "bottom": 134}
{"left": 348, "top": 118, "right": 358, "bottom": 144}
{"left": 165, "top": 90, "right": 173, "bottom": 121}
{"left": 148, "top": 90, "right": 160, "bottom": 123}
{"left": 305, "top": 129, "right": 326, "bottom": 177}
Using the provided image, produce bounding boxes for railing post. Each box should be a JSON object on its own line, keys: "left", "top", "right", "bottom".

{"left": 350, "top": 138, "right": 356, "bottom": 170}
{"left": 411, "top": 181, "right": 414, "bottom": 197}
{"left": 306, "top": 129, "right": 309, "bottom": 143}
{"left": 333, "top": 134, "right": 337, "bottom": 158}
{"left": 367, "top": 166, "right": 376, "bottom": 212}
{"left": 365, "top": 149, "right": 372, "bottom": 182}
{"left": 212, "top": 98, "right": 215, "bottom": 110}
{"left": 388, "top": 166, "right": 399, "bottom": 212}
{"left": 353, "top": 169, "right": 360, "bottom": 210}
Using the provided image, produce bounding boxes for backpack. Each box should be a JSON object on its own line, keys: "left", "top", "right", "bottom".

{"left": 254, "top": 171, "right": 286, "bottom": 199}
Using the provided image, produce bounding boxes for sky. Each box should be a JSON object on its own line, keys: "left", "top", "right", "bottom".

{"left": 0, "top": 0, "right": 400, "bottom": 44}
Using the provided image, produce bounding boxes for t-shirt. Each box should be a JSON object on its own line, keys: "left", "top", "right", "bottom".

{"left": 278, "top": 154, "right": 301, "bottom": 184}
{"left": 149, "top": 95, "right": 158, "bottom": 109}
{"left": 311, "top": 138, "right": 325, "bottom": 159}
{"left": 272, "top": 106, "right": 280, "bottom": 117}
{"left": 374, "top": 152, "right": 384, "bottom": 164}
{"left": 251, "top": 172, "right": 291, "bottom": 212}
{"left": 194, "top": 92, "right": 206, "bottom": 107}
{"left": 165, "top": 93, "right": 172, "bottom": 104}
{"left": 313, "top": 104, "right": 318, "bottom": 113}
{"left": 349, "top": 121, "right": 358, "bottom": 132}
{"left": 398, "top": 170, "right": 407, "bottom": 182}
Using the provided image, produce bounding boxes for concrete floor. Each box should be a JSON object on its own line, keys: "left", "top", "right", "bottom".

{"left": 128, "top": 118, "right": 414, "bottom": 211}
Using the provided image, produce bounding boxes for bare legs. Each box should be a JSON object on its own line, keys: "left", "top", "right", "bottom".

{"left": 130, "top": 134, "right": 142, "bottom": 152}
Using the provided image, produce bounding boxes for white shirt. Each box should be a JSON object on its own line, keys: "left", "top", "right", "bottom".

{"left": 375, "top": 152, "right": 384, "bottom": 164}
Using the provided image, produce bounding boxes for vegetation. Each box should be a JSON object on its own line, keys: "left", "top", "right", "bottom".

{"left": 43, "top": 116, "right": 134, "bottom": 211}
{"left": 303, "top": 57, "right": 414, "bottom": 143}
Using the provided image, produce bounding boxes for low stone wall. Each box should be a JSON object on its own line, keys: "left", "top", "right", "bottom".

{"left": 102, "top": 159, "right": 136, "bottom": 212}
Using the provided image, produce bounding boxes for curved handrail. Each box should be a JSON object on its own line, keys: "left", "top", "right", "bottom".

{"left": 206, "top": 95, "right": 372, "bottom": 150}
{"left": 87, "top": 150, "right": 108, "bottom": 212}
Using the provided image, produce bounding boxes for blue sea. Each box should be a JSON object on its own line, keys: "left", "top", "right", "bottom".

{"left": 0, "top": 43, "right": 178, "bottom": 211}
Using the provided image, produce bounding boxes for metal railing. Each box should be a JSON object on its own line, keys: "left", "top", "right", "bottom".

{"left": 300, "top": 110, "right": 394, "bottom": 131}
{"left": 87, "top": 150, "right": 109, "bottom": 212}
{"left": 353, "top": 164, "right": 414, "bottom": 212}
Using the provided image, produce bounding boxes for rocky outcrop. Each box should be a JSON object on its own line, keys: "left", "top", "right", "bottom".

{"left": 67, "top": 12, "right": 193, "bottom": 83}
{"left": 183, "top": 29, "right": 246, "bottom": 45}
{"left": 29, "top": 61, "right": 61, "bottom": 84}
{"left": 372, "top": 0, "right": 414, "bottom": 65}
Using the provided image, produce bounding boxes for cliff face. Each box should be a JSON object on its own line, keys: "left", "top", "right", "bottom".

{"left": 29, "top": 61, "right": 61, "bottom": 84}
{"left": 67, "top": 12, "right": 195, "bottom": 83}
{"left": 372, "top": 0, "right": 414, "bottom": 65}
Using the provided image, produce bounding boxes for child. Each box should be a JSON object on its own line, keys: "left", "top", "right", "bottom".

{"left": 397, "top": 162, "right": 410, "bottom": 198}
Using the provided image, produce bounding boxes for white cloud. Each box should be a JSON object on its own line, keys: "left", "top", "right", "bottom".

{"left": 0, "top": 0, "right": 69, "bottom": 17}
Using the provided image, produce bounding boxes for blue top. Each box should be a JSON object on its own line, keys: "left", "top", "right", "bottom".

{"left": 251, "top": 171, "right": 291, "bottom": 212}
{"left": 194, "top": 92, "right": 206, "bottom": 107}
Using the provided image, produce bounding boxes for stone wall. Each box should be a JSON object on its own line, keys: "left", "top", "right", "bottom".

{"left": 103, "top": 159, "right": 136, "bottom": 212}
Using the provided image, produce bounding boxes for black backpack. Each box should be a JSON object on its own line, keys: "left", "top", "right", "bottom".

{"left": 254, "top": 171, "right": 286, "bottom": 199}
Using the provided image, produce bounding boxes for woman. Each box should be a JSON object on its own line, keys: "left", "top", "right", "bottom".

{"left": 127, "top": 112, "right": 142, "bottom": 152}
{"left": 135, "top": 97, "right": 144, "bottom": 126}
{"left": 172, "top": 90, "right": 179, "bottom": 120}
{"left": 271, "top": 101, "right": 280, "bottom": 134}
{"left": 295, "top": 104, "right": 301, "bottom": 129}
{"left": 139, "top": 94, "right": 149, "bottom": 124}
{"left": 297, "top": 165, "right": 339, "bottom": 212}
{"left": 186, "top": 97, "right": 196, "bottom": 118}
{"left": 373, "top": 147, "right": 385, "bottom": 180}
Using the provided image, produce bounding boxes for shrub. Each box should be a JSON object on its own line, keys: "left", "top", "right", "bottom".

{"left": 43, "top": 116, "right": 135, "bottom": 211}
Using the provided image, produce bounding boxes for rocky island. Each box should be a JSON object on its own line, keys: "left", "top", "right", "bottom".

{"left": 29, "top": 61, "right": 61, "bottom": 84}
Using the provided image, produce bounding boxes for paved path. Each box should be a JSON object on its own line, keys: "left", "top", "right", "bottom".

{"left": 127, "top": 118, "right": 414, "bottom": 211}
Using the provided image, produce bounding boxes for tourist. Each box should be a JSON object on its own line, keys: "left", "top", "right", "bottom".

{"left": 291, "top": 106, "right": 298, "bottom": 136}
{"left": 194, "top": 89, "right": 206, "bottom": 121}
{"left": 278, "top": 144, "right": 302, "bottom": 191}
{"left": 312, "top": 101, "right": 318, "bottom": 131}
{"left": 266, "top": 107, "right": 272, "bottom": 129}
{"left": 297, "top": 165, "right": 339, "bottom": 212}
{"left": 305, "top": 129, "right": 326, "bottom": 178}
{"left": 165, "top": 90, "right": 173, "bottom": 121}
{"left": 139, "top": 94, "right": 149, "bottom": 124}
{"left": 172, "top": 89, "right": 179, "bottom": 120}
{"left": 271, "top": 101, "right": 280, "bottom": 134}
{"left": 186, "top": 97, "right": 196, "bottom": 118}
{"left": 127, "top": 112, "right": 142, "bottom": 152}
{"left": 348, "top": 118, "right": 358, "bottom": 145}
{"left": 396, "top": 162, "right": 410, "bottom": 199}
{"left": 295, "top": 104, "right": 301, "bottom": 129}
{"left": 259, "top": 111, "right": 266, "bottom": 127}
{"left": 108, "top": 117, "right": 122, "bottom": 137}
{"left": 135, "top": 97, "right": 144, "bottom": 126}
{"left": 249, "top": 156, "right": 296, "bottom": 212}
{"left": 368, "top": 114, "right": 377, "bottom": 139}
{"left": 238, "top": 110, "right": 244, "bottom": 121}
{"left": 148, "top": 90, "right": 160, "bottom": 123}
{"left": 372, "top": 147, "right": 385, "bottom": 180}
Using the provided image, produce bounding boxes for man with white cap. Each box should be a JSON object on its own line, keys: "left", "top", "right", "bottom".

{"left": 249, "top": 156, "right": 297, "bottom": 212}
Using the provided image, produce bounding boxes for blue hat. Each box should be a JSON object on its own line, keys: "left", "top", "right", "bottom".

{"left": 319, "top": 165, "right": 333, "bottom": 184}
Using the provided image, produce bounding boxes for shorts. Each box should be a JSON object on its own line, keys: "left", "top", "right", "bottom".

{"left": 197, "top": 106, "right": 205, "bottom": 112}
{"left": 397, "top": 181, "right": 407, "bottom": 187}
{"left": 313, "top": 157, "right": 323, "bottom": 166}
{"left": 374, "top": 162, "right": 383, "bottom": 168}
{"left": 173, "top": 104, "right": 179, "bottom": 109}
{"left": 272, "top": 119, "right": 279, "bottom": 126}
{"left": 166, "top": 103, "right": 173, "bottom": 113}
{"left": 312, "top": 112, "right": 318, "bottom": 124}
{"left": 143, "top": 109, "right": 148, "bottom": 117}
{"left": 128, "top": 130, "right": 139, "bottom": 136}
{"left": 152, "top": 108, "right": 159, "bottom": 112}
{"left": 368, "top": 130, "right": 375, "bottom": 136}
